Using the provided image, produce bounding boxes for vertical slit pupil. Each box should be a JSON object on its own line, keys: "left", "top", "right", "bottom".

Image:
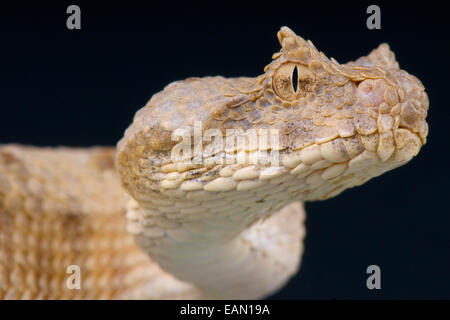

{"left": 292, "top": 66, "right": 298, "bottom": 93}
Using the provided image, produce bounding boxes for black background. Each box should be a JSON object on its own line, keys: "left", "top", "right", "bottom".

{"left": 1, "top": 1, "right": 449, "bottom": 299}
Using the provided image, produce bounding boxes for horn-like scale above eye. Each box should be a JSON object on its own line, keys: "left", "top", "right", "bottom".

{"left": 273, "top": 62, "right": 315, "bottom": 101}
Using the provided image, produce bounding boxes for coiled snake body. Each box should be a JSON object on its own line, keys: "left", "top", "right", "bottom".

{"left": 0, "top": 27, "right": 429, "bottom": 299}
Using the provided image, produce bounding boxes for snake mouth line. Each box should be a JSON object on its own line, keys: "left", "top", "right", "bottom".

{"left": 126, "top": 125, "right": 424, "bottom": 204}
{"left": 163, "top": 121, "right": 422, "bottom": 168}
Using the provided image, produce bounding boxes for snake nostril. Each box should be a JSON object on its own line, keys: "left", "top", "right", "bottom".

{"left": 356, "top": 79, "right": 388, "bottom": 108}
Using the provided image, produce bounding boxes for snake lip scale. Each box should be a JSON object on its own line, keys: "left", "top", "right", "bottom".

{"left": 0, "top": 27, "right": 428, "bottom": 299}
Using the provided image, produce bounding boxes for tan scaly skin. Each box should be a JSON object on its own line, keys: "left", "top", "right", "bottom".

{"left": 0, "top": 27, "right": 429, "bottom": 299}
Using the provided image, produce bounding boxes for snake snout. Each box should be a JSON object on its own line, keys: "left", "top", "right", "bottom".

{"left": 353, "top": 71, "right": 429, "bottom": 167}
{"left": 379, "top": 71, "right": 429, "bottom": 165}
{"left": 393, "top": 72, "right": 429, "bottom": 145}
{"left": 356, "top": 73, "right": 429, "bottom": 143}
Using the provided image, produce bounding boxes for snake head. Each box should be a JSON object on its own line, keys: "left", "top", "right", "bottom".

{"left": 116, "top": 26, "right": 429, "bottom": 202}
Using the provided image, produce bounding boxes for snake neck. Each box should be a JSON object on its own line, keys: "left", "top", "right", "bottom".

{"left": 126, "top": 197, "right": 305, "bottom": 299}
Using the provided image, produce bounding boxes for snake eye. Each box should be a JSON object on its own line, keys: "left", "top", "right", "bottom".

{"left": 273, "top": 63, "right": 298, "bottom": 101}
{"left": 273, "top": 62, "right": 315, "bottom": 101}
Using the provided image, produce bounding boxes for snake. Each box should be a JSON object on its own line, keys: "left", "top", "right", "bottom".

{"left": 0, "top": 27, "right": 429, "bottom": 299}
